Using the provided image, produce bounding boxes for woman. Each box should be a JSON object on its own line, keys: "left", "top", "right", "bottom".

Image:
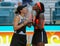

{"left": 32, "top": 2, "right": 48, "bottom": 46}
{"left": 10, "top": 5, "right": 29, "bottom": 46}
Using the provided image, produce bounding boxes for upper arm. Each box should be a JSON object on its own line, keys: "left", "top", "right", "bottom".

{"left": 39, "top": 13, "right": 45, "bottom": 20}
{"left": 14, "top": 16, "right": 20, "bottom": 27}
{"left": 32, "top": 15, "right": 35, "bottom": 22}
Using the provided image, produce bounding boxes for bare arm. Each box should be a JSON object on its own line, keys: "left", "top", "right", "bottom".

{"left": 14, "top": 16, "right": 28, "bottom": 31}
{"left": 39, "top": 13, "right": 45, "bottom": 29}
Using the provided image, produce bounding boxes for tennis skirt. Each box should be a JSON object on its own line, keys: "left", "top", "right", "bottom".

{"left": 10, "top": 33, "right": 27, "bottom": 46}
{"left": 32, "top": 29, "right": 48, "bottom": 44}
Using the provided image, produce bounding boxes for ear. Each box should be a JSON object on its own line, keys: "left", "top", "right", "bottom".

{"left": 20, "top": 10, "right": 22, "bottom": 12}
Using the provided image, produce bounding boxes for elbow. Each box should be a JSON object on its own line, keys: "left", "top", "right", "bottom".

{"left": 14, "top": 26, "right": 18, "bottom": 31}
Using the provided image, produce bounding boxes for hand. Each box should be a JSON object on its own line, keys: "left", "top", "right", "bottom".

{"left": 26, "top": 15, "right": 32, "bottom": 22}
{"left": 23, "top": 20, "right": 28, "bottom": 25}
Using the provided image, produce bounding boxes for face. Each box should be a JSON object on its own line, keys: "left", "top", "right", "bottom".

{"left": 21, "top": 7, "right": 28, "bottom": 14}
{"left": 33, "top": 4, "right": 38, "bottom": 10}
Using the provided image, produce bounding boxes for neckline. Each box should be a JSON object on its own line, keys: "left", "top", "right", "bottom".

{"left": 19, "top": 15, "right": 25, "bottom": 18}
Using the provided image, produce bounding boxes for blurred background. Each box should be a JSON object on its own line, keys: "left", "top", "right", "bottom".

{"left": 0, "top": 0, "right": 60, "bottom": 46}
{"left": 0, "top": 0, "right": 60, "bottom": 25}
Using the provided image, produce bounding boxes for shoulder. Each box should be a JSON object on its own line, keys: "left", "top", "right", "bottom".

{"left": 15, "top": 15, "right": 20, "bottom": 19}
{"left": 14, "top": 15, "right": 20, "bottom": 21}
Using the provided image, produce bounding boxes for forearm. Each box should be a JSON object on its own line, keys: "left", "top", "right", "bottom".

{"left": 14, "top": 22, "right": 27, "bottom": 31}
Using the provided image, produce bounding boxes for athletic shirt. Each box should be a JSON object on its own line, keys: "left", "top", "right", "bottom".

{"left": 14, "top": 15, "right": 26, "bottom": 35}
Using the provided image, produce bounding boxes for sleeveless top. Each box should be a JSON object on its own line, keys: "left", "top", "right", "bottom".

{"left": 14, "top": 15, "right": 26, "bottom": 35}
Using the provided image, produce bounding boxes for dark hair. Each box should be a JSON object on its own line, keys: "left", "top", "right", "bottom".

{"left": 15, "top": 10, "right": 21, "bottom": 14}
{"left": 15, "top": 8, "right": 21, "bottom": 14}
{"left": 36, "top": 2, "right": 45, "bottom": 19}
{"left": 15, "top": 5, "right": 27, "bottom": 14}
{"left": 37, "top": 2, "right": 45, "bottom": 14}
